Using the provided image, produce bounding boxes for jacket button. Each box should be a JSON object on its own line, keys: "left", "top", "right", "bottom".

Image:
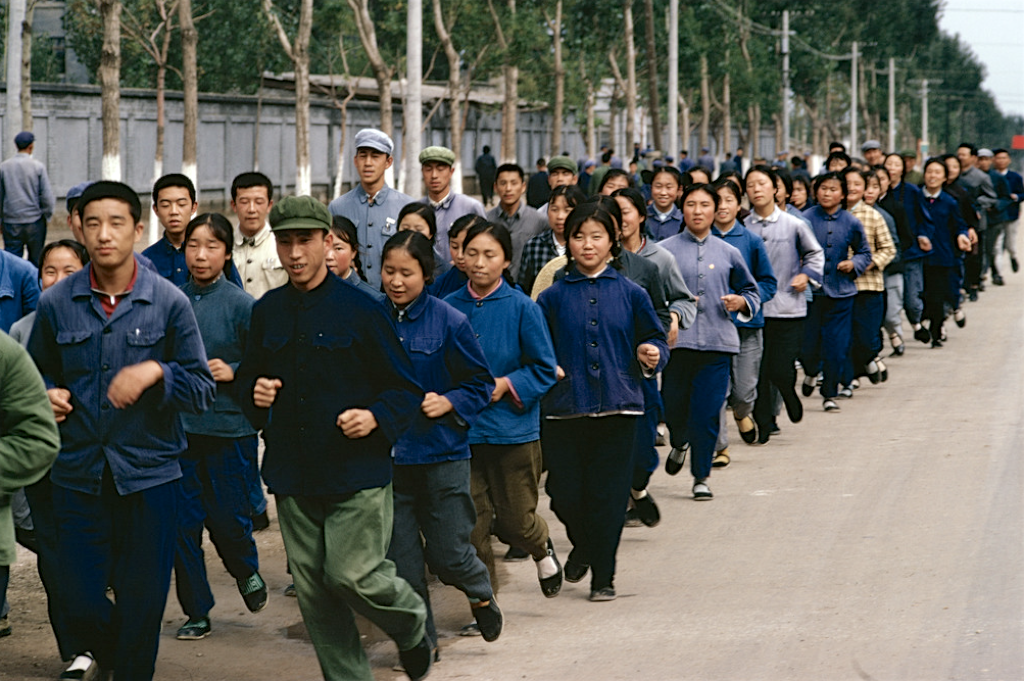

{"left": 590, "top": 341, "right": 598, "bottom": 347}
{"left": 476, "top": 301, "right": 483, "bottom": 307}
{"left": 101, "top": 403, "right": 109, "bottom": 410}
{"left": 590, "top": 320, "right": 597, "bottom": 326}
{"left": 590, "top": 298, "right": 597, "bottom": 304}
{"left": 591, "top": 363, "right": 599, "bottom": 370}
{"left": 102, "top": 327, "right": 111, "bottom": 334}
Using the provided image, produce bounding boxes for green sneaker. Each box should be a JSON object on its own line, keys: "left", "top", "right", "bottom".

{"left": 237, "top": 572, "right": 268, "bottom": 613}
{"left": 176, "top": 617, "right": 211, "bottom": 640}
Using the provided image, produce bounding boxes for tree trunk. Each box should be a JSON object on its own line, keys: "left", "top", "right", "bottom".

{"left": 749, "top": 103, "right": 760, "bottom": 159}
{"left": 680, "top": 92, "right": 691, "bottom": 156}
{"left": 5, "top": 0, "right": 25, "bottom": 152}
{"left": 642, "top": 0, "right": 660, "bottom": 150}
{"left": 347, "top": 0, "right": 395, "bottom": 136}
{"left": 151, "top": 60, "right": 166, "bottom": 244}
{"left": 293, "top": 0, "right": 313, "bottom": 195}
{"left": 699, "top": 54, "right": 710, "bottom": 152}
{"left": 20, "top": 2, "right": 34, "bottom": 131}
{"left": 586, "top": 78, "right": 597, "bottom": 161}
{"left": 432, "top": 0, "right": 463, "bottom": 193}
{"left": 99, "top": 0, "right": 122, "bottom": 181}
{"left": 179, "top": 0, "right": 198, "bottom": 186}
{"left": 721, "top": 63, "right": 731, "bottom": 161}
{"left": 550, "top": 0, "right": 564, "bottom": 155}
{"left": 623, "top": 0, "right": 637, "bottom": 151}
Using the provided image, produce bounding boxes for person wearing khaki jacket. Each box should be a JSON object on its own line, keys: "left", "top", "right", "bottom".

{"left": 0, "top": 330, "right": 61, "bottom": 637}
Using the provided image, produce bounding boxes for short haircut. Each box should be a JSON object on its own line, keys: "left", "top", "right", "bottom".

{"left": 482, "top": 145, "right": 491, "bottom": 154}
{"left": 923, "top": 157, "right": 949, "bottom": 180}
{"left": 601, "top": 150, "right": 614, "bottom": 163}
{"left": 683, "top": 168, "right": 711, "bottom": 187}
{"left": 536, "top": 158, "right": 546, "bottom": 167}
{"left": 152, "top": 173, "right": 196, "bottom": 204}
{"left": 713, "top": 178, "right": 742, "bottom": 203}
{"left": 397, "top": 202, "right": 438, "bottom": 241}
{"left": 331, "top": 215, "right": 367, "bottom": 281}
{"left": 745, "top": 164, "right": 779, "bottom": 191}
{"left": 813, "top": 171, "right": 848, "bottom": 209}
{"left": 40, "top": 239, "right": 89, "bottom": 271}
{"left": 681, "top": 183, "right": 721, "bottom": 211}
{"left": 993, "top": 148, "right": 1009, "bottom": 156}
{"left": 826, "top": 151, "right": 852, "bottom": 169}
{"left": 957, "top": 143, "right": 978, "bottom": 156}
{"left": 610, "top": 187, "right": 648, "bottom": 227}
{"left": 829, "top": 141, "right": 847, "bottom": 153}
{"left": 597, "top": 168, "right": 633, "bottom": 193}
{"left": 184, "top": 213, "right": 235, "bottom": 257}
{"left": 883, "top": 152, "right": 906, "bottom": 177}
{"left": 382, "top": 230, "right": 436, "bottom": 285}
{"left": 791, "top": 175, "right": 813, "bottom": 205}
{"left": 651, "top": 166, "right": 682, "bottom": 186}
{"left": 549, "top": 184, "right": 587, "bottom": 210}
{"left": 231, "top": 172, "right": 274, "bottom": 201}
{"left": 790, "top": 156, "right": 805, "bottom": 168}
{"left": 564, "top": 200, "right": 622, "bottom": 272}
{"left": 449, "top": 213, "right": 487, "bottom": 241}
{"left": 775, "top": 168, "right": 794, "bottom": 197}
{"left": 463, "top": 222, "right": 516, "bottom": 286}
{"left": 495, "top": 163, "right": 524, "bottom": 181}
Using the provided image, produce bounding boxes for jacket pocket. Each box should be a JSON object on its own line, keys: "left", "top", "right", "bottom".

{"left": 408, "top": 337, "right": 443, "bottom": 355}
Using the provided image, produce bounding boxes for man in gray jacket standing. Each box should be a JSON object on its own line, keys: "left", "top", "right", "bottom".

{"left": 0, "top": 132, "right": 54, "bottom": 266}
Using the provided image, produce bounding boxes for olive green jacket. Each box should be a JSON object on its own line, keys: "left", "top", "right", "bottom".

{"left": 0, "top": 331, "right": 60, "bottom": 565}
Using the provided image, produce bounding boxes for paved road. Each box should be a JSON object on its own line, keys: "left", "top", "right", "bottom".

{"left": 3, "top": 272, "right": 1022, "bottom": 681}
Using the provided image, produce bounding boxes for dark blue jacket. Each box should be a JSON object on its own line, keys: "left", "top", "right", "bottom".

{"left": 390, "top": 293, "right": 494, "bottom": 465}
{"left": 143, "top": 235, "right": 245, "bottom": 288}
{"left": 445, "top": 280, "right": 557, "bottom": 445}
{"left": 0, "top": 250, "right": 38, "bottom": 332}
{"left": 646, "top": 204, "right": 684, "bottom": 242}
{"left": 802, "top": 206, "right": 873, "bottom": 299}
{"left": 712, "top": 222, "right": 777, "bottom": 329}
{"left": 29, "top": 260, "right": 215, "bottom": 496}
{"left": 890, "top": 181, "right": 932, "bottom": 261}
{"left": 922, "top": 191, "right": 968, "bottom": 268}
{"left": 1003, "top": 170, "right": 1024, "bottom": 221}
{"left": 987, "top": 169, "right": 1013, "bottom": 225}
{"left": 427, "top": 266, "right": 468, "bottom": 300}
{"left": 238, "top": 273, "right": 423, "bottom": 496}
{"left": 538, "top": 266, "right": 668, "bottom": 417}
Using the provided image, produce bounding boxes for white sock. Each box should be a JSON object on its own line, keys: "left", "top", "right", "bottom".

{"left": 866, "top": 360, "right": 878, "bottom": 374}
{"left": 67, "top": 654, "right": 95, "bottom": 672}
{"left": 535, "top": 555, "right": 559, "bottom": 579}
{"left": 630, "top": 488, "right": 647, "bottom": 500}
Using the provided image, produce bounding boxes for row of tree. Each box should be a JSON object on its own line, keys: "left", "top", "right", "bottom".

{"left": 2, "top": 0, "right": 1020, "bottom": 194}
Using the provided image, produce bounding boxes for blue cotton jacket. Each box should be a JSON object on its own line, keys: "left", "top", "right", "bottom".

{"left": 28, "top": 260, "right": 215, "bottom": 496}
{"left": 427, "top": 266, "right": 468, "bottom": 300}
{"left": 445, "top": 280, "right": 557, "bottom": 445}
{"left": 890, "top": 181, "right": 933, "bottom": 260}
{"left": 712, "top": 221, "right": 777, "bottom": 329}
{"left": 179, "top": 276, "right": 257, "bottom": 438}
{"left": 238, "top": 273, "right": 423, "bottom": 497}
{"left": 659, "top": 230, "right": 761, "bottom": 354}
{"left": 329, "top": 184, "right": 414, "bottom": 289}
{"left": 537, "top": 266, "right": 668, "bottom": 417}
{"left": 142, "top": 235, "right": 245, "bottom": 289}
{"left": 0, "top": 250, "right": 39, "bottom": 332}
{"left": 390, "top": 293, "right": 494, "bottom": 465}
{"left": 646, "top": 204, "right": 684, "bottom": 241}
{"left": 801, "top": 206, "right": 873, "bottom": 299}
{"left": 922, "top": 191, "right": 969, "bottom": 268}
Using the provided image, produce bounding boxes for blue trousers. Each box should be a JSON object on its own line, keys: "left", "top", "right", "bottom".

{"left": 249, "top": 434, "right": 268, "bottom": 516}
{"left": 661, "top": 349, "right": 731, "bottom": 481}
{"left": 24, "top": 475, "right": 74, "bottom": 660}
{"left": 544, "top": 416, "right": 637, "bottom": 591}
{"left": 801, "top": 295, "right": 854, "bottom": 399}
{"left": 902, "top": 258, "right": 925, "bottom": 324}
{"left": 2, "top": 217, "right": 47, "bottom": 266}
{"left": 53, "top": 473, "right": 178, "bottom": 681}
{"left": 174, "top": 434, "right": 260, "bottom": 620}
{"left": 390, "top": 458, "right": 493, "bottom": 650}
{"left": 631, "top": 377, "right": 663, "bottom": 491}
{"left": 845, "top": 291, "right": 885, "bottom": 383}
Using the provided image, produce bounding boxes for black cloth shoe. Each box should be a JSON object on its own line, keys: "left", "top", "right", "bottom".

{"left": 589, "top": 586, "right": 617, "bottom": 602}
{"left": 503, "top": 546, "right": 529, "bottom": 562}
{"left": 59, "top": 653, "right": 100, "bottom": 680}
{"left": 913, "top": 326, "right": 931, "bottom": 344}
{"left": 251, "top": 510, "right": 270, "bottom": 532}
{"left": 632, "top": 492, "right": 661, "bottom": 527}
{"left": 1012, "top": 257, "right": 1019, "bottom": 273}
{"left": 536, "top": 538, "right": 563, "bottom": 598}
{"left": 176, "top": 617, "right": 212, "bottom": 641}
{"left": 665, "top": 444, "right": 688, "bottom": 476}
{"left": 564, "top": 558, "right": 590, "bottom": 583}
{"left": 993, "top": 274, "right": 1005, "bottom": 286}
{"left": 471, "top": 598, "right": 503, "bottom": 642}
{"left": 237, "top": 572, "right": 268, "bottom": 613}
{"left": 398, "top": 635, "right": 433, "bottom": 680}
{"left": 782, "top": 391, "right": 803, "bottom": 424}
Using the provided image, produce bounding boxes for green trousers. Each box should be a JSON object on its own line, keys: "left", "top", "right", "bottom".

{"left": 276, "top": 485, "right": 426, "bottom": 681}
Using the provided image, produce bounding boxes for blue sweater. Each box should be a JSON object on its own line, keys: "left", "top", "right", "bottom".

{"left": 390, "top": 293, "right": 494, "bottom": 465}
{"left": 445, "top": 280, "right": 557, "bottom": 445}
{"left": 238, "top": 273, "right": 423, "bottom": 496}
{"left": 801, "top": 206, "right": 873, "bottom": 299}
{"left": 712, "top": 221, "right": 777, "bottom": 329}
{"left": 537, "top": 266, "right": 668, "bottom": 417}
{"left": 180, "top": 276, "right": 257, "bottom": 438}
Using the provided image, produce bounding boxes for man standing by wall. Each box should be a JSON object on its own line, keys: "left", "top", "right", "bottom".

{"left": 420, "top": 145, "right": 486, "bottom": 258}
{"left": 0, "top": 132, "right": 54, "bottom": 266}
{"left": 475, "top": 145, "right": 497, "bottom": 207}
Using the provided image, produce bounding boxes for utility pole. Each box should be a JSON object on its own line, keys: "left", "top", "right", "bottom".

{"left": 781, "top": 9, "right": 790, "bottom": 155}
{"left": 888, "top": 58, "right": 896, "bottom": 152}
{"left": 920, "top": 78, "right": 929, "bottom": 158}
{"left": 850, "top": 40, "right": 858, "bottom": 154}
{"left": 404, "top": 0, "right": 423, "bottom": 198}
{"left": 667, "top": 0, "right": 678, "bottom": 158}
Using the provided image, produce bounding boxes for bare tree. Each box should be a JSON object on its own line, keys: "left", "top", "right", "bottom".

{"left": 6, "top": 0, "right": 27, "bottom": 150}
{"left": 316, "top": 33, "right": 359, "bottom": 198}
{"left": 642, "top": 0, "right": 661, "bottom": 150}
{"left": 544, "top": 0, "right": 564, "bottom": 155}
{"left": 699, "top": 53, "right": 710, "bottom": 153}
{"left": 20, "top": 0, "right": 41, "bottom": 131}
{"left": 707, "top": 50, "right": 731, "bottom": 160}
{"left": 99, "top": 0, "right": 122, "bottom": 180}
{"left": 431, "top": 0, "right": 465, "bottom": 192}
{"left": 347, "top": 0, "right": 396, "bottom": 137}
{"left": 179, "top": 0, "right": 198, "bottom": 186}
{"left": 607, "top": 1, "right": 637, "bottom": 152}
{"left": 264, "top": 0, "right": 314, "bottom": 195}
{"left": 487, "top": 0, "right": 518, "bottom": 163}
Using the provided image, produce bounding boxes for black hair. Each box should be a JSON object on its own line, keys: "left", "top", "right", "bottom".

{"left": 184, "top": 213, "right": 235, "bottom": 258}
{"left": 152, "top": 173, "right": 197, "bottom": 204}
{"left": 774, "top": 169, "right": 794, "bottom": 198}
{"left": 923, "top": 157, "right": 949, "bottom": 181}
{"left": 993, "top": 148, "right": 1009, "bottom": 156}
{"left": 718, "top": 170, "right": 744, "bottom": 190}
{"left": 39, "top": 239, "right": 89, "bottom": 275}
{"left": 610, "top": 187, "right": 648, "bottom": 231}
{"left": 681, "top": 183, "right": 721, "bottom": 212}
{"left": 549, "top": 184, "right": 587, "bottom": 211}
{"left": 790, "top": 175, "right": 813, "bottom": 208}
{"left": 713, "top": 178, "right": 743, "bottom": 203}
{"left": 462, "top": 222, "right": 516, "bottom": 287}
{"left": 826, "top": 151, "right": 852, "bottom": 170}
{"left": 397, "top": 202, "right": 438, "bottom": 241}
{"left": 482, "top": 145, "right": 491, "bottom": 154}
{"left": 231, "top": 172, "right": 274, "bottom": 201}
{"left": 382, "top": 230, "right": 436, "bottom": 286}
{"left": 563, "top": 201, "right": 622, "bottom": 273}
{"left": 813, "top": 171, "right": 848, "bottom": 210}
{"left": 829, "top": 141, "right": 847, "bottom": 153}
{"left": 957, "top": 142, "right": 978, "bottom": 156}
{"left": 330, "top": 215, "right": 367, "bottom": 281}
{"left": 449, "top": 213, "right": 487, "bottom": 242}
{"left": 683, "top": 167, "right": 711, "bottom": 187}
{"left": 652, "top": 165, "right": 683, "bottom": 188}
{"left": 585, "top": 195, "right": 624, "bottom": 233}
{"left": 940, "top": 153, "right": 961, "bottom": 170}
{"left": 495, "top": 163, "right": 525, "bottom": 181}
{"left": 883, "top": 152, "right": 906, "bottom": 181}
{"left": 536, "top": 157, "right": 546, "bottom": 167}
{"left": 791, "top": 156, "right": 805, "bottom": 168}
{"left": 601, "top": 150, "right": 614, "bottom": 163}
{"left": 745, "top": 163, "right": 778, "bottom": 188}
{"left": 598, "top": 168, "right": 633, "bottom": 193}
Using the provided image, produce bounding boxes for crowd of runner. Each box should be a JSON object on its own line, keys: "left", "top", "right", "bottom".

{"left": 0, "top": 126, "right": 1019, "bottom": 681}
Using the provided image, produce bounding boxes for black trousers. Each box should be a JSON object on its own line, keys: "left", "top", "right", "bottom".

{"left": 754, "top": 317, "right": 804, "bottom": 429}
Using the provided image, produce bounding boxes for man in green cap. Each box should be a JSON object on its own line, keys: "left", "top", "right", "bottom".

{"left": 419, "top": 145, "right": 485, "bottom": 259}
{"left": 237, "top": 195, "right": 431, "bottom": 681}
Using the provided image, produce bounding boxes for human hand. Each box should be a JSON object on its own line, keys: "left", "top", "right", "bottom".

{"left": 208, "top": 358, "right": 234, "bottom": 382}
{"left": 337, "top": 408, "right": 378, "bottom": 438}
{"left": 421, "top": 392, "right": 453, "bottom": 418}
{"left": 107, "top": 361, "right": 163, "bottom": 408}
{"left": 48, "top": 387, "right": 72, "bottom": 423}
{"left": 253, "top": 377, "right": 283, "bottom": 408}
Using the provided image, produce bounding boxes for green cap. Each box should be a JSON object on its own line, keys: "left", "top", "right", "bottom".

{"left": 269, "top": 195, "right": 331, "bottom": 232}
{"left": 548, "top": 155, "right": 577, "bottom": 174}
{"left": 419, "top": 145, "right": 456, "bottom": 166}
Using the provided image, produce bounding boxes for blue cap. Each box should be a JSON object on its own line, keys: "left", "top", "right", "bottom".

{"left": 14, "top": 131, "right": 34, "bottom": 149}
{"left": 354, "top": 129, "right": 394, "bottom": 156}
{"left": 66, "top": 181, "right": 94, "bottom": 213}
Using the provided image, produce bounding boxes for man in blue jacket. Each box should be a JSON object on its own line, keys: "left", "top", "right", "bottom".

{"left": 237, "top": 196, "right": 431, "bottom": 681}
{"left": 993, "top": 149, "right": 1024, "bottom": 274}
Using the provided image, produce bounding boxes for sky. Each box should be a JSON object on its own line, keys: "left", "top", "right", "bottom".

{"left": 937, "top": 0, "right": 1024, "bottom": 118}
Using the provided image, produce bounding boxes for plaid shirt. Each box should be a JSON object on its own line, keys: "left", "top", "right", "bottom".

{"left": 850, "top": 202, "right": 896, "bottom": 292}
{"left": 517, "top": 230, "right": 562, "bottom": 295}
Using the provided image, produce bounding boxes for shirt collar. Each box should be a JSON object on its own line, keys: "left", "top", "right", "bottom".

{"left": 564, "top": 264, "right": 617, "bottom": 283}
{"left": 236, "top": 223, "right": 272, "bottom": 247}
{"left": 923, "top": 189, "right": 942, "bottom": 199}
{"left": 713, "top": 220, "right": 742, "bottom": 237}
{"left": 427, "top": 191, "right": 453, "bottom": 209}
{"left": 391, "top": 291, "right": 429, "bottom": 322}
{"left": 748, "top": 206, "right": 781, "bottom": 225}
{"left": 467, "top": 278, "right": 505, "bottom": 301}
{"left": 359, "top": 184, "right": 391, "bottom": 206}
{"left": 683, "top": 227, "right": 712, "bottom": 244}
{"left": 499, "top": 200, "right": 525, "bottom": 221}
